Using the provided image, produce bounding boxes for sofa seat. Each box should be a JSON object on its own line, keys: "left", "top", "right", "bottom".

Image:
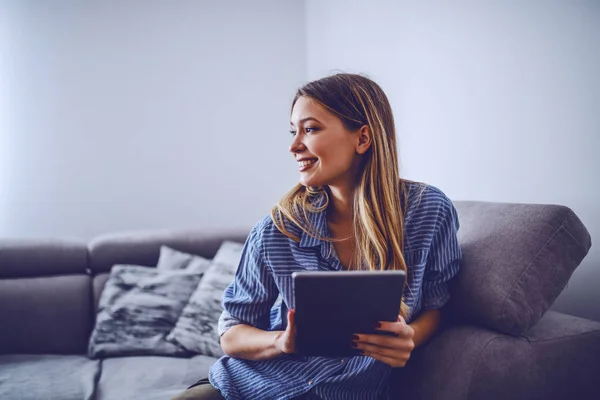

{"left": 0, "top": 354, "right": 100, "bottom": 400}
{"left": 95, "top": 354, "right": 218, "bottom": 400}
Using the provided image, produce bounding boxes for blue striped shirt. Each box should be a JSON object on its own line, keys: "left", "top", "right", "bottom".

{"left": 209, "top": 181, "right": 462, "bottom": 400}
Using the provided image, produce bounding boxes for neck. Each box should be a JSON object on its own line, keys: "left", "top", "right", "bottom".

{"left": 327, "top": 184, "right": 354, "bottom": 225}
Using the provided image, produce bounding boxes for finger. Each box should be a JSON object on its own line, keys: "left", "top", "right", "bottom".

{"left": 287, "top": 309, "right": 296, "bottom": 332}
{"left": 361, "top": 350, "right": 408, "bottom": 368}
{"left": 353, "top": 335, "right": 414, "bottom": 352}
{"left": 353, "top": 333, "right": 398, "bottom": 350}
{"left": 374, "top": 321, "right": 405, "bottom": 337}
{"left": 284, "top": 309, "right": 296, "bottom": 354}
{"left": 375, "top": 320, "right": 412, "bottom": 338}
{"left": 398, "top": 316, "right": 412, "bottom": 332}
{"left": 353, "top": 341, "right": 401, "bottom": 357}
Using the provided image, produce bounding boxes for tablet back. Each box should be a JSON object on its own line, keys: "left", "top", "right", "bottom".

{"left": 292, "top": 270, "right": 406, "bottom": 357}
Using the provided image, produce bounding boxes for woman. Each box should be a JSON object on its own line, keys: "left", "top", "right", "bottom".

{"left": 173, "top": 73, "right": 462, "bottom": 399}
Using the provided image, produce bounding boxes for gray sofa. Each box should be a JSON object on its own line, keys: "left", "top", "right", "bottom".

{"left": 1, "top": 201, "right": 599, "bottom": 400}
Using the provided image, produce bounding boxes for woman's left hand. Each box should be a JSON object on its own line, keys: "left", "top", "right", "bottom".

{"left": 352, "top": 315, "right": 415, "bottom": 368}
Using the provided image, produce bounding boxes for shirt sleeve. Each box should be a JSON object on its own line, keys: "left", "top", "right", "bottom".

{"left": 422, "top": 200, "right": 462, "bottom": 311}
{"left": 218, "top": 226, "right": 279, "bottom": 336}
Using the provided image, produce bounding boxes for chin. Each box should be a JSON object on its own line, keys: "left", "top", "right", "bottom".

{"left": 300, "top": 175, "right": 327, "bottom": 188}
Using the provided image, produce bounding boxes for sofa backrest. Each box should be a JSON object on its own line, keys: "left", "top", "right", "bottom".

{"left": 1, "top": 200, "right": 591, "bottom": 355}
{"left": 87, "top": 229, "right": 250, "bottom": 312}
{"left": 86, "top": 206, "right": 591, "bottom": 338}
{"left": 0, "top": 230, "right": 251, "bottom": 356}
{"left": 0, "top": 240, "right": 92, "bottom": 354}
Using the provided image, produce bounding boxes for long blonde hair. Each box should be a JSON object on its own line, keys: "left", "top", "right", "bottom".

{"left": 271, "top": 73, "right": 411, "bottom": 319}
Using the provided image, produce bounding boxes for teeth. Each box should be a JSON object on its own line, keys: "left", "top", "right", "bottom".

{"left": 299, "top": 159, "right": 317, "bottom": 167}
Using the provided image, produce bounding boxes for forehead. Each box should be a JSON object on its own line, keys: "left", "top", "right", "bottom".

{"left": 290, "top": 96, "right": 333, "bottom": 125}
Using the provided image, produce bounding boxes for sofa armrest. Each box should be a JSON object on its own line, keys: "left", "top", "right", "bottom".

{"left": 0, "top": 240, "right": 92, "bottom": 355}
{"left": 389, "top": 311, "right": 600, "bottom": 400}
{"left": 389, "top": 323, "right": 533, "bottom": 400}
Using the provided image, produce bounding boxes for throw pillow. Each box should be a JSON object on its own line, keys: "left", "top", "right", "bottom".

{"left": 212, "top": 241, "right": 244, "bottom": 267}
{"left": 156, "top": 245, "right": 212, "bottom": 273}
{"left": 166, "top": 241, "right": 244, "bottom": 357}
{"left": 88, "top": 265, "right": 203, "bottom": 358}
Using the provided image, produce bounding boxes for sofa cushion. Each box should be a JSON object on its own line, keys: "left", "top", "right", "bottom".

{"left": 0, "top": 355, "right": 100, "bottom": 400}
{"left": 0, "top": 275, "right": 92, "bottom": 354}
{"left": 95, "top": 355, "right": 217, "bottom": 400}
{"left": 91, "top": 248, "right": 221, "bottom": 315}
{"left": 167, "top": 241, "right": 243, "bottom": 357}
{"left": 389, "top": 310, "right": 600, "bottom": 400}
{"left": 88, "top": 230, "right": 249, "bottom": 274}
{"left": 93, "top": 273, "right": 110, "bottom": 312}
{"left": 450, "top": 201, "right": 591, "bottom": 335}
{"left": 390, "top": 321, "right": 534, "bottom": 400}
{"left": 0, "top": 239, "right": 87, "bottom": 278}
{"left": 211, "top": 240, "right": 245, "bottom": 266}
{"left": 156, "top": 245, "right": 212, "bottom": 272}
{"left": 88, "top": 265, "right": 202, "bottom": 358}
{"left": 525, "top": 311, "right": 600, "bottom": 399}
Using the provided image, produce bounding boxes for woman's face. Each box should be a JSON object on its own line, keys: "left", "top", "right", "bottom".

{"left": 290, "top": 96, "right": 364, "bottom": 188}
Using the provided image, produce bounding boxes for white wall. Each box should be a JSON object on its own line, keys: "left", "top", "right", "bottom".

{"left": 2, "top": 0, "right": 598, "bottom": 321}
{"left": 0, "top": 0, "right": 304, "bottom": 239}
{"left": 0, "top": 5, "right": 11, "bottom": 233}
{"left": 306, "top": 0, "right": 600, "bottom": 321}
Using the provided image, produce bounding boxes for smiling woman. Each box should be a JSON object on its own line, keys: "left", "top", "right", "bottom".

{"left": 172, "top": 73, "right": 462, "bottom": 400}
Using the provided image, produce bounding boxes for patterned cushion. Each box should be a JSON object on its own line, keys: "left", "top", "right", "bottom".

{"left": 167, "top": 241, "right": 244, "bottom": 357}
{"left": 156, "top": 246, "right": 212, "bottom": 273}
{"left": 88, "top": 265, "right": 203, "bottom": 358}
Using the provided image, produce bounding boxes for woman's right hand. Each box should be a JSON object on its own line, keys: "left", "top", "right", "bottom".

{"left": 275, "top": 309, "right": 296, "bottom": 354}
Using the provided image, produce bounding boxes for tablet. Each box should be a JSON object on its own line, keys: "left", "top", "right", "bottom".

{"left": 292, "top": 270, "right": 406, "bottom": 357}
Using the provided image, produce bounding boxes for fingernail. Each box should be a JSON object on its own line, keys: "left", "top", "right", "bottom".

{"left": 374, "top": 322, "right": 381, "bottom": 329}
{"left": 351, "top": 334, "right": 359, "bottom": 341}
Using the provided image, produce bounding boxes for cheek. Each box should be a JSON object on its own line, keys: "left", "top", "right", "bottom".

{"left": 318, "top": 145, "right": 354, "bottom": 171}
{"left": 307, "top": 133, "right": 356, "bottom": 174}
{"left": 308, "top": 139, "right": 328, "bottom": 159}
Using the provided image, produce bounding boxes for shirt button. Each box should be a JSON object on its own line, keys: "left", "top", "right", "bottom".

{"left": 308, "top": 380, "right": 313, "bottom": 385}
{"left": 340, "top": 359, "right": 345, "bottom": 364}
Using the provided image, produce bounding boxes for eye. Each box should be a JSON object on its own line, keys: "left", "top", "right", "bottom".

{"left": 305, "top": 127, "right": 319, "bottom": 133}
{"left": 289, "top": 129, "right": 297, "bottom": 137}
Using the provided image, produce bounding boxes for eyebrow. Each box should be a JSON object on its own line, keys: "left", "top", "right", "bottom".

{"left": 290, "top": 117, "right": 322, "bottom": 127}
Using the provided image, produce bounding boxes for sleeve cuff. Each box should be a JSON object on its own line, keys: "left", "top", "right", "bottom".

{"left": 217, "top": 310, "right": 245, "bottom": 336}
{"left": 422, "top": 291, "right": 451, "bottom": 311}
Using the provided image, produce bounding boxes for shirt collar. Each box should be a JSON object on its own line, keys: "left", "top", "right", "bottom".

{"left": 298, "top": 192, "right": 329, "bottom": 250}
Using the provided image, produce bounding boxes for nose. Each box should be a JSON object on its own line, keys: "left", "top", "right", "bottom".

{"left": 289, "top": 133, "right": 305, "bottom": 154}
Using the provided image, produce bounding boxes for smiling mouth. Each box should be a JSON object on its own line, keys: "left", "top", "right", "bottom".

{"left": 298, "top": 158, "right": 318, "bottom": 171}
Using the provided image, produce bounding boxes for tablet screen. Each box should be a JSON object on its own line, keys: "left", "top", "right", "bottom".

{"left": 292, "top": 270, "right": 406, "bottom": 357}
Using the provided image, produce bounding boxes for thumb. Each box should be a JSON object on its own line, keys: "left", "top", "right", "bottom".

{"left": 398, "top": 315, "right": 406, "bottom": 326}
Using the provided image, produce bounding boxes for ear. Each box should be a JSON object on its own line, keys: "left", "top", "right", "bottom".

{"left": 356, "top": 125, "right": 372, "bottom": 155}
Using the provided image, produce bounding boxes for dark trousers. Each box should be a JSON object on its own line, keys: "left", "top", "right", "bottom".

{"left": 171, "top": 377, "right": 313, "bottom": 400}
{"left": 170, "top": 378, "right": 224, "bottom": 400}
